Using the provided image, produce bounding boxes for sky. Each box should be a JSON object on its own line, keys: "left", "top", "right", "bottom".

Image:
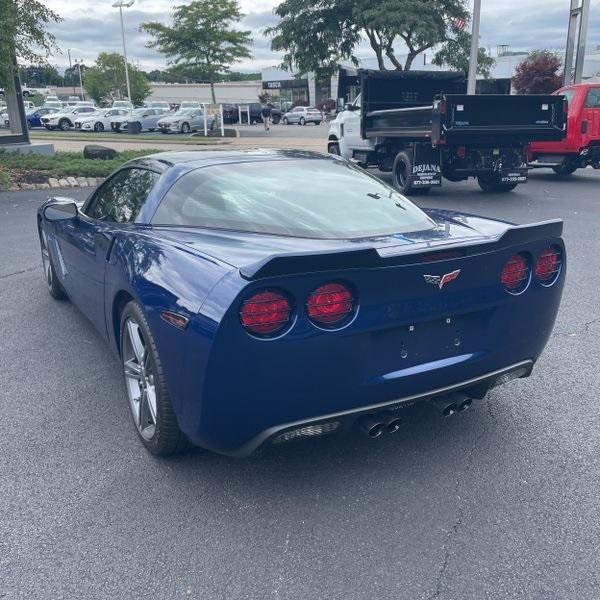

{"left": 43, "top": 0, "right": 600, "bottom": 73}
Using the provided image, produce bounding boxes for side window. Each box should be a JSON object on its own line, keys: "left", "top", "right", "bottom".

{"left": 85, "top": 168, "right": 159, "bottom": 223}
{"left": 585, "top": 88, "right": 600, "bottom": 108}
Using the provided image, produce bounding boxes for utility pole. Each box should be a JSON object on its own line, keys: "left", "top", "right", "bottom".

{"left": 67, "top": 48, "right": 76, "bottom": 96}
{"left": 467, "top": 0, "right": 482, "bottom": 95}
{"left": 76, "top": 61, "right": 84, "bottom": 100}
{"left": 113, "top": 0, "right": 135, "bottom": 103}
{"left": 564, "top": 0, "right": 591, "bottom": 85}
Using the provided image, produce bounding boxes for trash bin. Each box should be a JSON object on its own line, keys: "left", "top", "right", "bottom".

{"left": 128, "top": 120, "right": 141, "bottom": 134}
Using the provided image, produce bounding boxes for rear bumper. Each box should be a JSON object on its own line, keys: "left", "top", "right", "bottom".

{"left": 215, "top": 360, "right": 533, "bottom": 457}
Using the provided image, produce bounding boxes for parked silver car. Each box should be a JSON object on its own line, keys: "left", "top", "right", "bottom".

{"left": 281, "top": 106, "right": 323, "bottom": 125}
{"left": 111, "top": 108, "right": 164, "bottom": 133}
{"left": 157, "top": 109, "right": 215, "bottom": 134}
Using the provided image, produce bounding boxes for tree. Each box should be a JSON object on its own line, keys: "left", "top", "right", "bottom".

{"left": 512, "top": 51, "right": 562, "bottom": 95}
{"left": 63, "top": 64, "right": 88, "bottom": 88}
{"left": 84, "top": 53, "right": 151, "bottom": 106}
{"left": 0, "top": 0, "right": 61, "bottom": 86}
{"left": 19, "top": 63, "right": 63, "bottom": 86}
{"left": 266, "top": 0, "right": 468, "bottom": 75}
{"left": 141, "top": 0, "right": 252, "bottom": 104}
{"left": 433, "top": 28, "right": 495, "bottom": 78}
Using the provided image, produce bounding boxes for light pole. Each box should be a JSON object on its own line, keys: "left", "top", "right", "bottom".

{"left": 67, "top": 48, "right": 76, "bottom": 96}
{"left": 113, "top": 0, "right": 135, "bottom": 103}
{"left": 76, "top": 60, "right": 84, "bottom": 100}
{"left": 467, "top": 0, "right": 482, "bottom": 95}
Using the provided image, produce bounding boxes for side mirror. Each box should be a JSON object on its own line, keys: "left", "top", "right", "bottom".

{"left": 345, "top": 103, "right": 357, "bottom": 112}
{"left": 44, "top": 200, "right": 78, "bottom": 221}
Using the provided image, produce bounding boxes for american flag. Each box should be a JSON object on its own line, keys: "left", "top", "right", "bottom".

{"left": 452, "top": 16, "right": 467, "bottom": 30}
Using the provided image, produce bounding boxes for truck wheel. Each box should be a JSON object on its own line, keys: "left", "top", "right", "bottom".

{"left": 392, "top": 151, "right": 429, "bottom": 195}
{"left": 328, "top": 141, "right": 340, "bottom": 155}
{"left": 552, "top": 161, "right": 578, "bottom": 175}
{"left": 477, "top": 175, "right": 518, "bottom": 193}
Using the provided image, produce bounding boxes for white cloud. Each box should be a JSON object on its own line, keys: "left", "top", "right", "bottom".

{"left": 43, "top": 0, "right": 600, "bottom": 72}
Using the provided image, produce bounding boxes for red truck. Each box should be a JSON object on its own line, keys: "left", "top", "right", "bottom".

{"left": 529, "top": 82, "right": 600, "bottom": 175}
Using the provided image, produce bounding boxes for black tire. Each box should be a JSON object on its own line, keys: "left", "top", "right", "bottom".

{"left": 271, "top": 116, "right": 280, "bottom": 125}
{"left": 94, "top": 122, "right": 104, "bottom": 132}
{"left": 328, "top": 141, "right": 341, "bottom": 155}
{"left": 299, "top": 117, "right": 306, "bottom": 125}
{"left": 552, "top": 161, "right": 578, "bottom": 175}
{"left": 45, "top": 125, "right": 54, "bottom": 130}
{"left": 23, "top": 90, "right": 30, "bottom": 97}
{"left": 392, "top": 151, "right": 414, "bottom": 195}
{"left": 477, "top": 175, "right": 518, "bottom": 193}
{"left": 59, "top": 118, "right": 71, "bottom": 131}
{"left": 282, "top": 117, "right": 288, "bottom": 125}
{"left": 40, "top": 230, "right": 67, "bottom": 301}
{"left": 315, "top": 121, "right": 321, "bottom": 126}
{"left": 181, "top": 122, "right": 190, "bottom": 134}
{"left": 120, "top": 301, "right": 189, "bottom": 456}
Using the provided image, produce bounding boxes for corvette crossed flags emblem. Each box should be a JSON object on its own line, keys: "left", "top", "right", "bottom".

{"left": 423, "top": 269, "right": 461, "bottom": 290}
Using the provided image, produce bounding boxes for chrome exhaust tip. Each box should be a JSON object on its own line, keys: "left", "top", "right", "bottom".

{"left": 358, "top": 414, "right": 384, "bottom": 438}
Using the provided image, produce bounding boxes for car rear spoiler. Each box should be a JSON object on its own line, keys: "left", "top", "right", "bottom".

{"left": 239, "top": 219, "right": 563, "bottom": 280}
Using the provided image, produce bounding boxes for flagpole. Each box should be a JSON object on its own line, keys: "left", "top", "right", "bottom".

{"left": 467, "top": 0, "right": 481, "bottom": 95}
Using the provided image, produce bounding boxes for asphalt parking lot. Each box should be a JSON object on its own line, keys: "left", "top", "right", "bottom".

{"left": 1, "top": 169, "right": 599, "bottom": 599}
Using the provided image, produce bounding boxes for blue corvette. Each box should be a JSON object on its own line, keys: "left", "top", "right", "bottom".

{"left": 37, "top": 150, "right": 565, "bottom": 456}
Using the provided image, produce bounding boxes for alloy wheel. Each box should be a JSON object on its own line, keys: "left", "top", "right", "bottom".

{"left": 122, "top": 318, "right": 158, "bottom": 441}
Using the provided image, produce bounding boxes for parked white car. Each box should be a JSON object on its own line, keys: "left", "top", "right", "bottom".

{"left": 111, "top": 108, "right": 164, "bottom": 132}
{"left": 112, "top": 100, "right": 134, "bottom": 111}
{"left": 157, "top": 108, "right": 215, "bottom": 133}
{"left": 42, "top": 101, "right": 63, "bottom": 112}
{"left": 22, "top": 86, "right": 52, "bottom": 97}
{"left": 178, "top": 101, "right": 203, "bottom": 110}
{"left": 74, "top": 108, "right": 130, "bottom": 132}
{"left": 41, "top": 105, "right": 97, "bottom": 130}
{"left": 282, "top": 106, "right": 323, "bottom": 125}
{"left": 145, "top": 101, "right": 171, "bottom": 112}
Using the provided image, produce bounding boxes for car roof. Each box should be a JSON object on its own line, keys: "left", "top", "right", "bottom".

{"left": 127, "top": 149, "right": 329, "bottom": 172}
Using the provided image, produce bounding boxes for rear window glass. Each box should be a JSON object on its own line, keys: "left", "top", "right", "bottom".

{"left": 151, "top": 158, "right": 435, "bottom": 239}
{"left": 585, "top": 88, "right": 600, "bottom": 108}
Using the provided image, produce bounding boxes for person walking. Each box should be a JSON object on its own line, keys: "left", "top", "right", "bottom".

{"left": 261, "top": 104, "right": 272, "bottom": 132}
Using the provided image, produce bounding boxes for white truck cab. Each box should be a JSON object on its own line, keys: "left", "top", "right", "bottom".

{"left": 327, "top": 95, "right": 374, "bottom": 159}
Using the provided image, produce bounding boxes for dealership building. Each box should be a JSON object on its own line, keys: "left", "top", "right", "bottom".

{"left": 261, "top": 48, "right": 600, "bottom": 108}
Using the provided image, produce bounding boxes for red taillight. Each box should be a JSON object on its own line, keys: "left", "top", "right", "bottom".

{"left": 240, "top": 290, "right": 291, "bottom": 336}
{"left": 501, "top": 254, "right": 529, "bottom": 292}
{"left": 535, "top": 247, "right": 561, "bottom": 284}
{"left": 307, "top": 282, "right": 354, "bottom": 327}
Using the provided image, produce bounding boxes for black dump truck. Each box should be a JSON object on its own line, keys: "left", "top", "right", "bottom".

{"left": 327, "top": 70, "right": 567, "bottom": 193}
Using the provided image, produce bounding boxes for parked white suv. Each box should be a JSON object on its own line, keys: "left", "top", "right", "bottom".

{"left": 41, "top": 105, "right": 97, "bottom": 130}
{"left": 281, "top": 106, "right": 323, "bottom": 125}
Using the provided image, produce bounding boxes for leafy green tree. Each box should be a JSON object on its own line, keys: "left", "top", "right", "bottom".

{"left": 19, "top": 63, "right": 63, "bottom": 86}
{"left": 512, "top": 51, "right": 562, "bottom": 95}
{"left": 267, "top": 0, "right": 468, "bottom": 74}
{"left": 63, "top": 64, "right": 89, "bottom": 88}
{"left": 0, "top": 0, "right": 61, "bottom": 86}
{"left": 84, "top": 53, "right": 151, "bottom": 106}
{"left": 141, "top": 0, "right": 252, "bottom": 104}
{"left": 433, "top": 28, "right": 495, "bottom": 78}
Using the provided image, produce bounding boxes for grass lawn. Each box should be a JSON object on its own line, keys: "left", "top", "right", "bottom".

{"left": 0, "top": 149, "right": 160, "bottom": 189}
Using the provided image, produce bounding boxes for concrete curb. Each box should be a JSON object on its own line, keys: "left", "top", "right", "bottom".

{"left": 7, "top": 176, "right": 105, "bottom": 192}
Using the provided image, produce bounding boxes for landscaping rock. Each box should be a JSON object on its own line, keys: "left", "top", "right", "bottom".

{"left": 66, "top": 177, "right": 78, "bottom": 187}
{"left": 48, "top": 178, "right": 60, "bottom": 188}
{"left": 58, "top": 179, "right": 69, "bottom": 188}
{"left": 86, "top": 177, "right": 97, "bottom": 187}
{"left": 83, "top": 144, "right": 117, "bottom": 160}
{"left": 39, "top": 183, "right": 50, "bottom": 189}
{"left": 76, "top": 177, "right": 88, "bottom": 187}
